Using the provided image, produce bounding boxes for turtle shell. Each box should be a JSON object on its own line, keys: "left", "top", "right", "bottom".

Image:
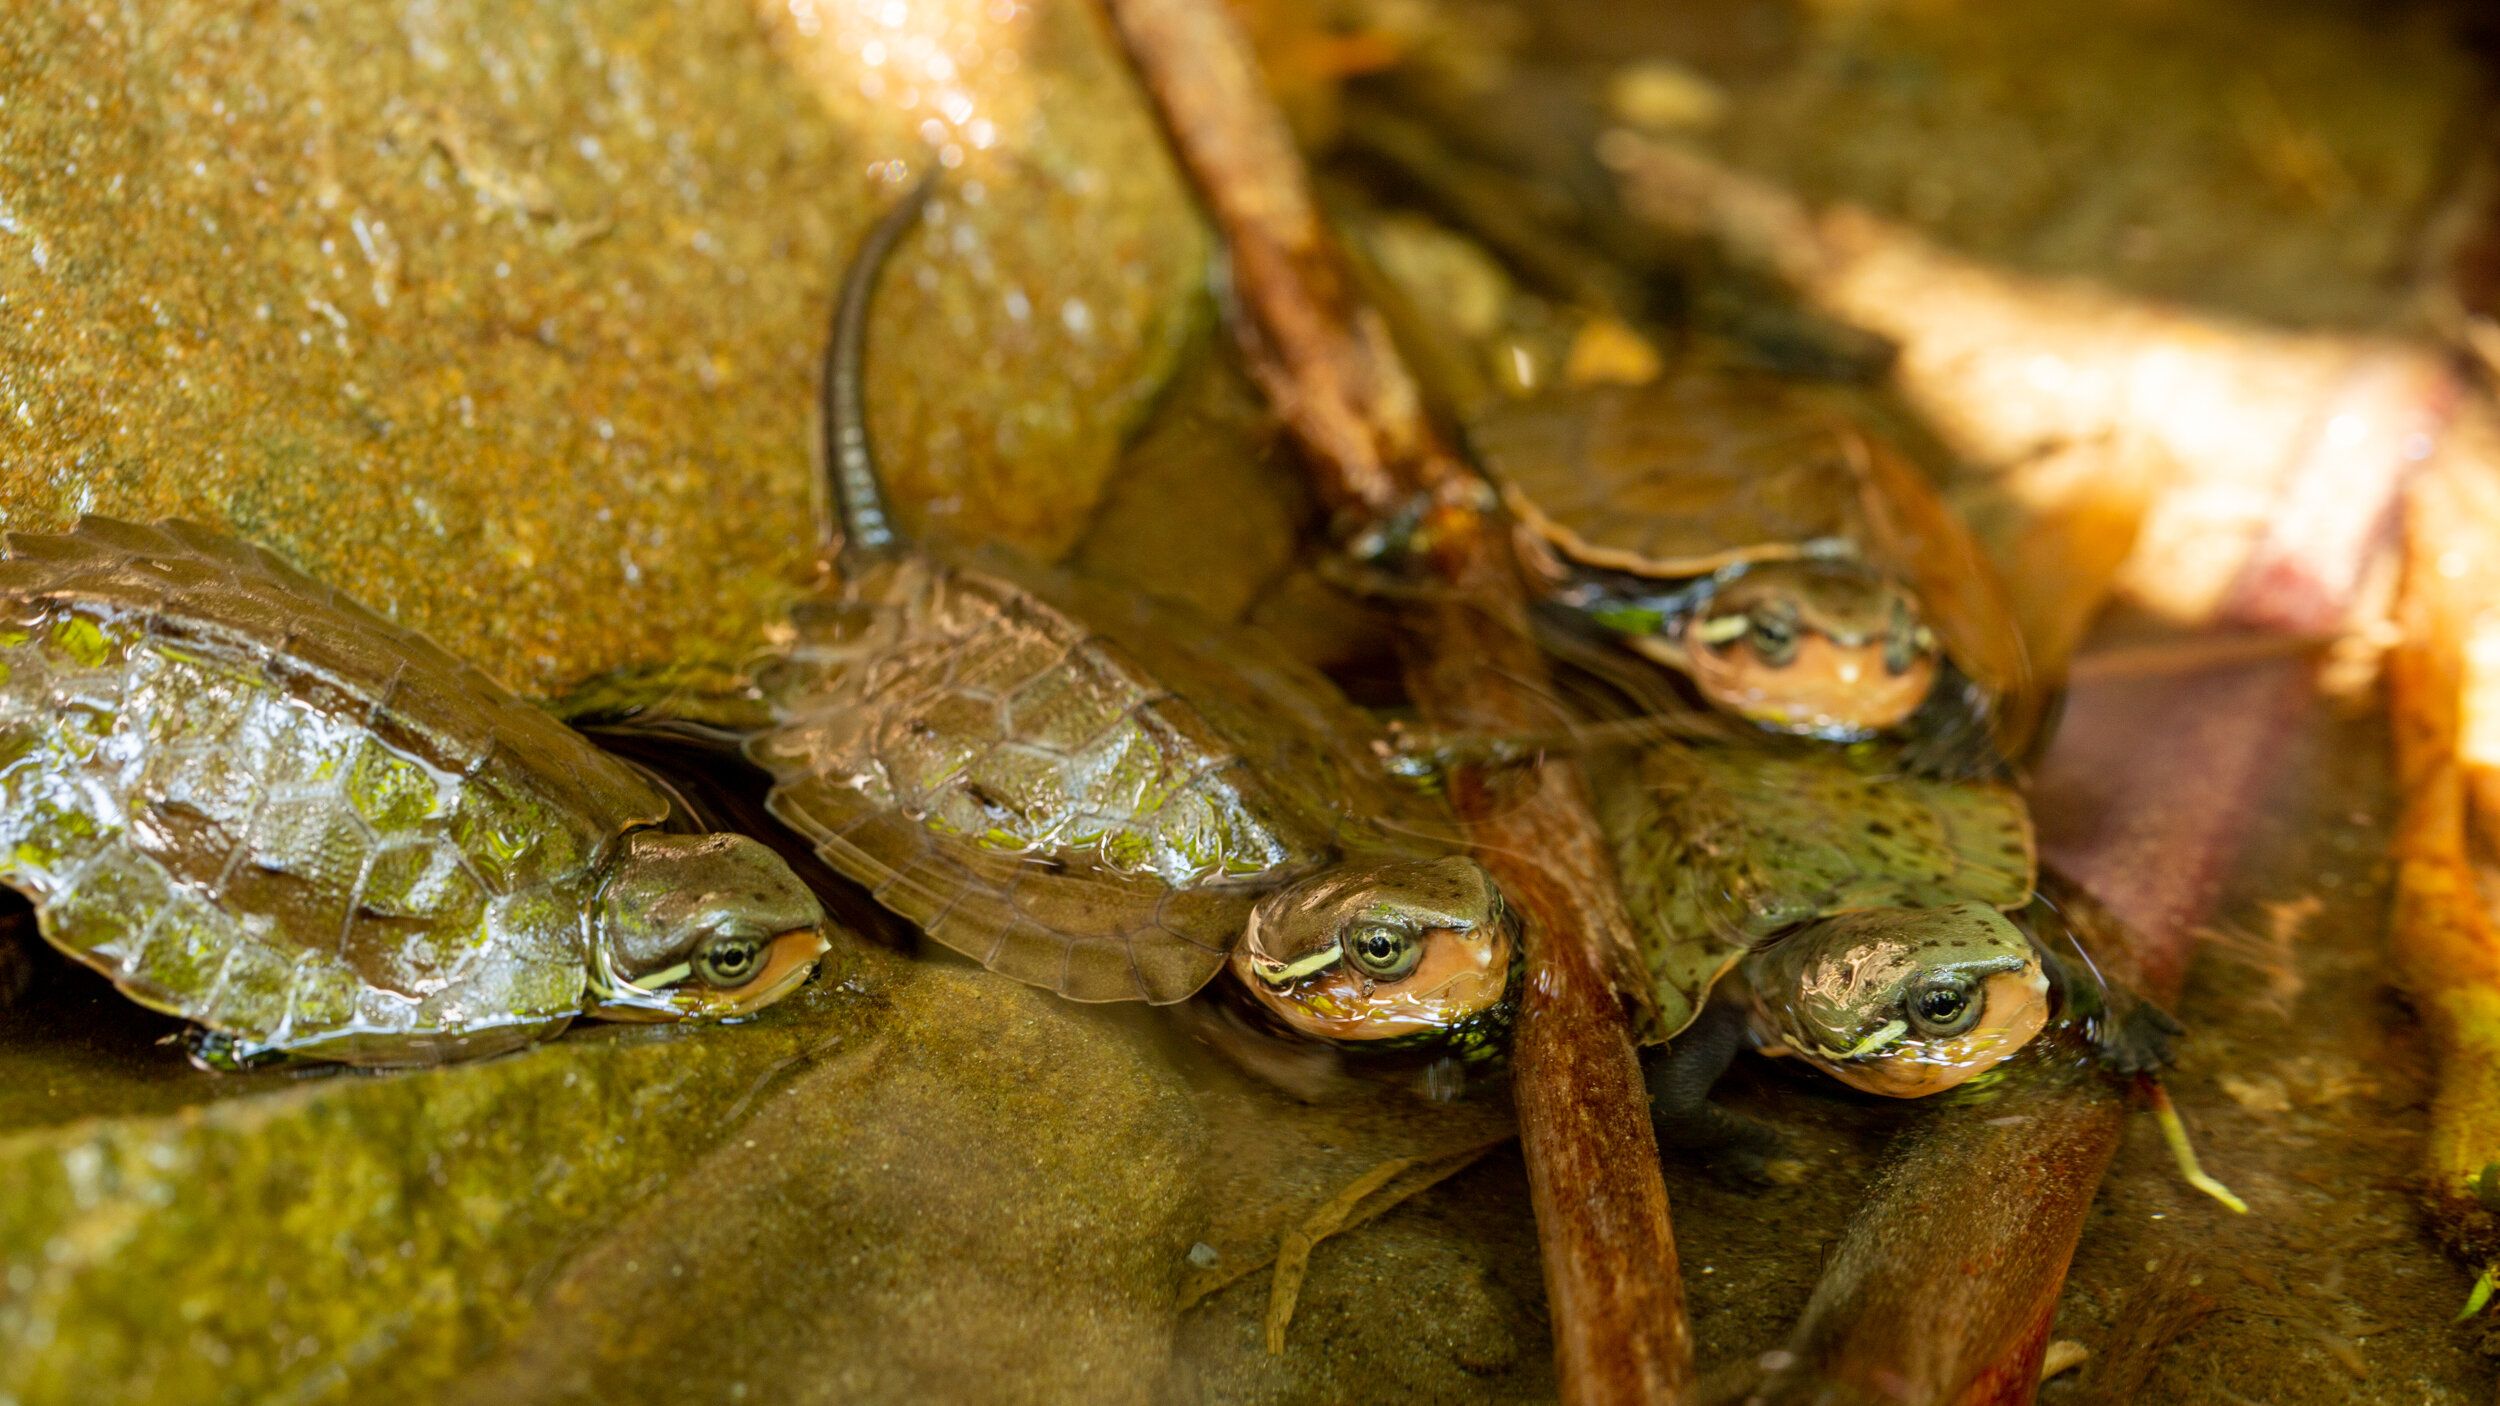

{"left": 1471, "top": 372, "right": 2046, "bottom": 766}
{"left": 1478, "top": 374, "right": 1863, "bottom": 579}
{"left": 1600, "top": 741, "right": 2036, "bottom": 1042}
{"left": 0, "top": 517, "right": 669, "bottom": 1064}
{"left": 749, "top": 552, "right": 1427, "bottom": 1006}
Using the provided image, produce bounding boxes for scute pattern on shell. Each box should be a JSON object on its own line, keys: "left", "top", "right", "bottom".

{"left": 1603, "top": 742, "right": 2036, "bottom": 1040}
{"left": 0, "top": 519, "right": 669, "bottom": 1063}
{"left": 750, "top": 554, "right": 1368, "bottom": 1005}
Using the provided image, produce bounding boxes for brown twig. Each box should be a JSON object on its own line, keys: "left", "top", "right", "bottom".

{"left": 1100, "top": 1, "right": 1691, "bottom": 1400}
{"left": 1754, "top": 350, "right": 2452, "bottom": 1405}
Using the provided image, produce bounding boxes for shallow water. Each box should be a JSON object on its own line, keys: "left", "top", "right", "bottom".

{"left": 1166, "top": 696, "right": 2494, "bottom": 1404}
{"left": 5, "top": 0, "right": 2499, "bottom": 1400}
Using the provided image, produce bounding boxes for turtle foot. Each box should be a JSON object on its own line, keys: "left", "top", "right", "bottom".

{"left": 2096, "top": 999, "right": 2182, "bottom": 1076}
{"left": 1651, "top": 1100, "right": 1807, "bottom": 1187}
{"left": 1643, "top": 1003, "right": 1804, "bottom": 1185}
{"left": 181, "top": 1028, "right": 291, "bottom": 1074}
{"left": 1373, "top": 723, "right": 1537, "bottom": 788}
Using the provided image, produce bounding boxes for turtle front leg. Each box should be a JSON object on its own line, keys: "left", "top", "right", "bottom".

{"left": 2102, "top": 1000, "right": 2183, "bottom": 1075}
{"left": 2046, "top": 946, "right": 2181, "bottom": 1075}
{"left": 1374, "top": 722, "right": 1551, "bottom": 786}
{"left": 2031, "top": 870, "right": 2183, "bottom": 1076}
{"left": 182, "top": 1028, "right": 296, "bottom": 1074}
{"left": 1643, "top": 1000, "right": 1806, "bottom": 1185}
{"left": 1376, "top": 716, "right": 1722, "bottom": 787}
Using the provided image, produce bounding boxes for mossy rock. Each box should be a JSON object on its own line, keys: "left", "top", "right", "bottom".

{"left": 0, "top": 949, "right": 1212, "bottom": 1405}
{"left": 0, "top": 0, "right": 1206, "bottom": 704}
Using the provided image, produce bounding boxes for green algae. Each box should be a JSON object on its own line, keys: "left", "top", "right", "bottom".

{"left": 456, "top": 965, "right": 1209, "bottom": 1405}
{"left": 0, "top": 915, "right": 1538, "bottom": 1406}
{"left": 0, "top": 946, "right": 1222, "bottom": 1406}
{"left": 0, "top": 967, "right": 875, "bottom": 1406}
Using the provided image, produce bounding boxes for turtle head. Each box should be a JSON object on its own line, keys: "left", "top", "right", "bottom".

{"left": 1744, "top": 901, "right": 2047, "bottom": 1097}
{"left": 1230, "top": 856, "right": 1518, "bottom": 1054}
{"left": 1680, "top": 559, "right": 1939, "bottom": 738}
{"left": 586, "top": 830, "right": 831, "bottom": 1023}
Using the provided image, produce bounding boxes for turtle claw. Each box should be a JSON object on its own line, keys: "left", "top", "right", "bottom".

{"left": 1311, "top": 547, "right": 1431, "bottom": 602}
{"left": 1315, "top": 497, "right": 1445, "bottom": 601}
{"left": 1320, "top": 481, "right": 1503, "bottom": 599}
{"left": 2095, "top": 999, "right": 2182, "bottom": 1076}
{"left": 2033, "top": 918, "right": 2181, "bottom": 1076}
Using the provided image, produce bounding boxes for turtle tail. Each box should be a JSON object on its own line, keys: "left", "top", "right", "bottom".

{"left": 821, "top": 167, "right": 938, "bottom": 568}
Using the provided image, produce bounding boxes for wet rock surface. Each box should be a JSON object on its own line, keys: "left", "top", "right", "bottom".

{"left": 1, "top": 948, "right": 904, "bottom": 1405}
{"left": 0, "top": 924, "right": 1528, "bottom": 1406}
{"left": 0, "top": 0, "right": 1203, "bottom": 703}
{"left": 454, "top": 963, "right": 1207, "bottom": 1406}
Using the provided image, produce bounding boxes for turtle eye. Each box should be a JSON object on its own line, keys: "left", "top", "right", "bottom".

{"left": 694, "top": 934, "right": 768, "bottom": 988}
{"left": 1345, "top": 923, "right": 1423, "bottom": 981}
{"left": 1907, "top": 978, "right": 1980, "bottom": 1037}
{"left": 1748, "top": 607, "right": 1801, "bottom": 667}
{"left": 1884, "top": 633, "right": 1918, "bottom": 676}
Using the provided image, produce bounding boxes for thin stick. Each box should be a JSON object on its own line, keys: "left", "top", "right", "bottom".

{"left": 2144, "top": 1076, "right": 2248, "bottom": 1215}
{"left": 1266, "top": 1155, "right": 1418, "bottom": 1354}
{"left": 1100, "top": 1, "right": 1692, "bottom": 1400}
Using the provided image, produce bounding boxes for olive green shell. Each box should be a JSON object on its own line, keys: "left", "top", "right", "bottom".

{"left": 0, "top": 518, "right": 670, "bottom": 1064}
{"left": 1472, "top": 372, "right": 2045, "bottom": 763}
{"left": 749, "top": 553, "right": 1425, "bottom": 1005}
{"left": 1600, "top": 742, "right": 2036, "bottom": 1042}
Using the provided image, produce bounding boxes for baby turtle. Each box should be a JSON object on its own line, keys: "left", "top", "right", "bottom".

{"left": 677, "top": 176, "right": 1520, "bottom": 1056}
{"left": 0, "top": 519, "right": 831, "bottom": 1067}
{"left": 1602, "top": 740, "right": 2169, "bottom": 1168}
{"left": 1469, "top": 373, "right": 2045, "bottom": 773}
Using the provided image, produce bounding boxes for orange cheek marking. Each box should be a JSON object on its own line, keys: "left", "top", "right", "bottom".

{"left": 712, "top": 928, "right": 831, "bottom": 1016}
{"left": 590, "top": 927, "right": 828, "bottom": 1024}
{"left": 1814, "top": 967, "right": 2051, "bottom": 1098}
{"left": 1236, "top": 925, "right": 1514, "bottom": 1042}
{"left": 1689, "top": 636, "right": 1938, "bottom": 734}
